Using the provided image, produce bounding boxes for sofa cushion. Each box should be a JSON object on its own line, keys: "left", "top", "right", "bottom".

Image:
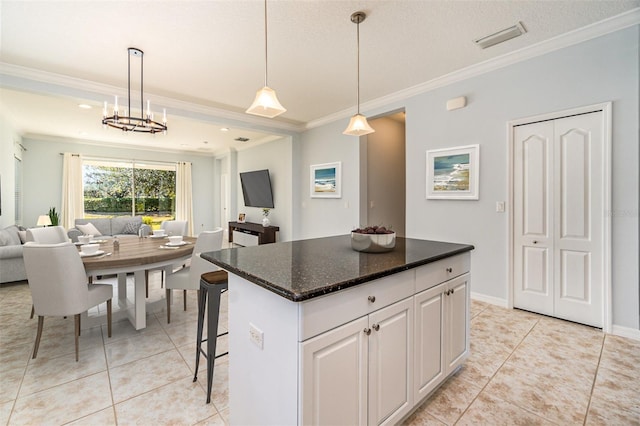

{"left": 112, "top": 216, "right": 142, "bottom": 235}
{"left": 0, "top": 225, "right": 22, "bottom": 246}
{"left": 18, "top": 230, "right": 27, "bottom": 243}
{"left": 75, "top": 218, "right": 111, "bottom": 236}
{"left": 76, "top": 222, "right": 103, "bottom": 236}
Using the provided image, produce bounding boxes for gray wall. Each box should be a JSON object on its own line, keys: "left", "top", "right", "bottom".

{"left": 20, "top": 138, "right": 217, "bottom": 235}
{"left": 0, "top": 116, "right": 22, "bottom": 228}
{"left": 298, "top": 26, "right": 639, "bottom": 330}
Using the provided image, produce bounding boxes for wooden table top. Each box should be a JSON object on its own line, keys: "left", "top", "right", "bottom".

{"left": 80, "top": 236, "right": 196, "bottom": 271}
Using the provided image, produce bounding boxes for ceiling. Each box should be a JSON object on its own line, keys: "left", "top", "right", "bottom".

{"left": 1, "top": 1, "right": 638, "bottom": 155}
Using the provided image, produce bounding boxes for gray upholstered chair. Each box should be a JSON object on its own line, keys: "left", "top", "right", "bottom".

{"left": 26, "top": 225, "right": 69, "bottom": 243}
{"left": 164, "top": 228, "right": 223, "bottom": 323}
{"left": 23, "top": 242, "right": 113, "bottom": 361}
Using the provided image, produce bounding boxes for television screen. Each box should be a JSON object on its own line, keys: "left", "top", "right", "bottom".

{"left": 240, "top": 169, "right": 275, "bottom": 208}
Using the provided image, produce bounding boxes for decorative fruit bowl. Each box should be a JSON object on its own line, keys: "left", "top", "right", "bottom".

{"left": 351, "top": 226, "right": 396, "bottom": 253}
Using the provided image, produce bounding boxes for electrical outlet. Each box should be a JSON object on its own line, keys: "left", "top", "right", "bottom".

{"left": 249, "top": 322, "right": 264, "bottom": 349}
{"left": 496, "top": 201, "right": 505, "bottom": 212}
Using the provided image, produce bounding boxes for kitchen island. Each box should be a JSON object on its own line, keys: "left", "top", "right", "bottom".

{"left": 203, "top": 235, "right": 474, "bottom": 425}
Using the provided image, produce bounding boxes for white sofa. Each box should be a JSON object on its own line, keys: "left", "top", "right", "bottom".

{"left": 0, "top": 225, "right": 27, "bottom": 284}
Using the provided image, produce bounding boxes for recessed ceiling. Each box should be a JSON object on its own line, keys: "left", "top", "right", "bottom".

{"left": 1, "top": 0, "right": 638, "bottom": 154}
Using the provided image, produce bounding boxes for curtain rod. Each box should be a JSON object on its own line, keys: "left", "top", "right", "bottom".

{"left": 58, "top": 152, "right": 183, "bottom": 166}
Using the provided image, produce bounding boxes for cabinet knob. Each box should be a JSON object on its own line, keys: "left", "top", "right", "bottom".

{"left": 372, "top": 324, "right": 380, "bottom": 331}
{"left": 363, "top": 328, "right": 371, "bottom": 335}
{"left": 533, "top": 241, "right": 538, "bottom": 244}
{"left": 446, "top": 267, "right": 453, "bottom": 273}
{"left": 368, "top": 295, "right": 376, "bottom": 303}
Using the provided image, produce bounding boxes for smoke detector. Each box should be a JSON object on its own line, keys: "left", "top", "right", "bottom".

{"left": 474, "top": 22, "right": 526, "bottom": 49}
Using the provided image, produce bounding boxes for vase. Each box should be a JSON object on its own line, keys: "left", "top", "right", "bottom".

{"left": 262, "top": 216, "right": 270, "bottom": 227}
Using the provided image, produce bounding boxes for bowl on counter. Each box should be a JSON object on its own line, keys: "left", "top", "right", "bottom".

{"left": 351, "top": 231, "right": 396, "bottom": 253}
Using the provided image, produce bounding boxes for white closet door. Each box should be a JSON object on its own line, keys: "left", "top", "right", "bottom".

{"left": 553, "top": 113, "right": 603, "bottom": 326}
{"left": 513, "top": 111, "right": 604, "bottom": 328}
{"left": 513, "top": 121, "right": 554, "bottom": 316}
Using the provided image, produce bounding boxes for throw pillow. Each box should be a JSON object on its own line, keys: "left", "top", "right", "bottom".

{"left": 18, "top": 230, "right": 27, "bottom": 244}
{"left": 122, "top": 221, "right": 141, "bottom": 235}
{"left": 76, "top": 222, "right": 102, "bottom": 236}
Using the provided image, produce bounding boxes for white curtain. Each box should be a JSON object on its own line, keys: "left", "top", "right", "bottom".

{"left": 176, "top": 161, "right": 194, "bottom": 236}
{"left": 61, "top": 153, "right": 84, "bottom": 230}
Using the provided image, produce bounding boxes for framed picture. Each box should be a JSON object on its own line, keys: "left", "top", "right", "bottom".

{"left": 310, "top": 162, "right": 341, "bottom": 198}
{"left": 426, "top": 144, "right": 479, "bottom": 200}
{"left": 238, "top": 213, "right": 246, "bottom": 223}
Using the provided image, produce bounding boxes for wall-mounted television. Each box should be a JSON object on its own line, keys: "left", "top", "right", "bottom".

{"left": 240, "top": 169, "right": 275, "bottom": 208}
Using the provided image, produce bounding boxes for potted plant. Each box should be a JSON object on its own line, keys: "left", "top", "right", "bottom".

{"left": 48, "top": 207, "right": 59, "bottom": 226}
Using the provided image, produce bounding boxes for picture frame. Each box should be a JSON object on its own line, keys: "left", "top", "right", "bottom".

{"left": 310, "top": 162, "right": 341, "bottom": 198}
{"left": 426, "top": 144, "right": 479, "bottom": 200}
{"left": 237, "top": 213, "right": 246, "bottom": 223}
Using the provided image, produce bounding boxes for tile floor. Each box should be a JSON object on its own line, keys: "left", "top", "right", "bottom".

{"left": 1, "top": 276, "right": 639, "bottom": 425}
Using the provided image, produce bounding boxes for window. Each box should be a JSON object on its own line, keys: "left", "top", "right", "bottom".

{"left": 82, "top": 158, "right": 176, "bottom": 224}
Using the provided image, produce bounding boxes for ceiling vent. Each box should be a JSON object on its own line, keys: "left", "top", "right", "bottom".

{"left": 235, "top": 137, "right": 250, "bottom": 142}
{"left": 474, "top": 22, "right": 526, "bottom": 49}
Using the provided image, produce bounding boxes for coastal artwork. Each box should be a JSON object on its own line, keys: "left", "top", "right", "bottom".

{"left": 433, "top": 153, "right": 470, "bottom": 191}
{"left": 426, "top": 145, "right": 479, "bottom": 200}
{"left": 310, "top": 162, "right": 341, "bottom": 198}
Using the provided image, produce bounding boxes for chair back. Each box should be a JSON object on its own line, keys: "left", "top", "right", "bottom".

{"left": 23, "top": 242, "right": 91, "bottom": 317}
{"left": 26, "top": 226, "right": 68, "bottom": 243}
{"left": 161, "top": 220, "right": 188, "bottom": 236}
{"left": 188, "top": 228, "right": 224, "bottom": 288}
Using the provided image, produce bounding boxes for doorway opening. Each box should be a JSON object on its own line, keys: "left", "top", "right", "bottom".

{"left": 360, "top": 110, "right": 406, "bottom": 236}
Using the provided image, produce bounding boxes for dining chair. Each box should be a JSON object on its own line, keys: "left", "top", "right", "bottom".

{"left": 145, "top": 220, "right": 189, "bottom": 297}
{"left": 23, "top": 242, "right": 113, "bottom": 361}
{"left": 26, "top": 225, "right": 70, "bottom": 318}
{"left": 164, "top": 228, "right": 223, "bottom": 323}
{"left": 26, "top": 225, "right": 69, "bottom": 243}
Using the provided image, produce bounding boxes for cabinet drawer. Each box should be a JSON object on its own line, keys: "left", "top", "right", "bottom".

{"left": 415, "top": 253, "right": 470, "bottom": 293}
{"left": 299, "top": 269, "right": 415, "bottom": 341}
{"left": 233, "top": 230, "right": 259, "bottom": 247}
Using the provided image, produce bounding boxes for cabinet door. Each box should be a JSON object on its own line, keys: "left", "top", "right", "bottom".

{"left": 414, "top": 283, "right": 445, "bottom": 402}
{"left": 301, "top": 316, "right": 368, "bottom": 426}
{"left": 445, "top": 273, "right": 470, "bottom": 373}
{"left": 368, "top": 297, "right": 414, "bottom": 426}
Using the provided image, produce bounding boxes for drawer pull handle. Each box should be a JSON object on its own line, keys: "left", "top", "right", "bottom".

{"left": 372, "top": 324, "right": 380, "bottom": 331}
{"left": 364, "top": 328, "right": 371, "bottom": 335}
{"left": 446, "top": 267, "right": 453, "bottom": 273}
{"left": 368, "top": 296, "right": 376, "bottom": 303}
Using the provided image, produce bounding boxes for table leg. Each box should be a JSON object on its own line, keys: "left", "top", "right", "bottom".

{"left": 130, "top": 270, "right": 147, "bottom": 330}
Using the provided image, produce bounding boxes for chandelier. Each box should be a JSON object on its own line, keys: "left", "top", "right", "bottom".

{"left": 102, "top": 48, "right": 167, "bottom": 134}
{"left": 343, "top": 12, "right": 375, "bottom": 136}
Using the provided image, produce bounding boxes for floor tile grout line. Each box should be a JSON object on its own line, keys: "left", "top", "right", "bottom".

{"left": 582, "top": 332, "right": 607, "bottom": 426}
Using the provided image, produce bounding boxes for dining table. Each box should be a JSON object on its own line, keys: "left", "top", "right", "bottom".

{"left": 79, "top": 235, "right": 196, "bottom": 330}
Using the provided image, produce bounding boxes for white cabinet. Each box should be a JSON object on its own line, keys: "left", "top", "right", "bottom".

{"left": 414, "top": 273, "right": 470, "bottom": 402}
{"left": 301, "top": 297, "right": 414, "bottom": 426}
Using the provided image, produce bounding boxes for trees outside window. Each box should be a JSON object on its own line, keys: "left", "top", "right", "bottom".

{"left": 83, "top": 159, "right": 176, "bottom": 226}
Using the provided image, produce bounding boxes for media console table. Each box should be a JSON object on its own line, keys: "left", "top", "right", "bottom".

{"left": 228, "top": 221, "right": 279, "bottom": 246}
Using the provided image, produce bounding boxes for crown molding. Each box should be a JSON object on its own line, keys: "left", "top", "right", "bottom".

{"left": 306, "top": 8, "right": 640, "bottom": 130}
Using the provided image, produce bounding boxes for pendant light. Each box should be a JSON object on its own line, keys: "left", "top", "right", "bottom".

{"left": 246, "top": 0, "right": 286, "bottom": 118}
{"left": 343, "top": 11, "right": 375, "bottom": 136}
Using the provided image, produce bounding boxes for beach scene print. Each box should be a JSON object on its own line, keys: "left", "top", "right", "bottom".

{"left": 433, "top": 153, "right": 470, "bottom": 191}
{"left": 313, "top": 167, "right": 337, "bottom": 193}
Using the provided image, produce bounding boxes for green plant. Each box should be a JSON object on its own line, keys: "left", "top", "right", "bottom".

{"left": 48, "top": 207, "right": 59, "bottom": 226}
{"left": 262, "top": 208, "right": 270, "bottom": 217}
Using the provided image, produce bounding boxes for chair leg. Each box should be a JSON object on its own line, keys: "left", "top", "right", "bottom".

{"left": 107, "top": 299, "right": 112, "bottom": 338}
{"left": 30, "top": 304, "right": 34, "bottom": 319}
{"left": 78, "top": 315, "right": 81, "bottom": 336}
{"left": 74, "top": 314, "right": 80, "bottom": 362}
{"left": 161, "top": 270, "right": 164, "bottom": 288}
{"left": 166, "top": 289, "right": 171, "bottom": 324}
{"left": 183, "top": 289, "right": 187, "bottom": 311}
{"left": 145, "top": 270, "right": 149, "bottom": 298}
{"left": 32, "top": 316, "right": 44, "bottom": 359}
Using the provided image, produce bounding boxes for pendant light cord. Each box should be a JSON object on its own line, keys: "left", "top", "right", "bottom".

{"left": 264, "top": 0, "right": 268, "bottom": 87}
{"left": 356, "top": 17, "right": 360, "bottom": 115}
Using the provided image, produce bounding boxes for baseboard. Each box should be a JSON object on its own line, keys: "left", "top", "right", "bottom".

{"left": 611, "top": 324, "right": 640, "bottom": 341}
{"left": 470, "top": 292, "right": 508, "bottom": 308}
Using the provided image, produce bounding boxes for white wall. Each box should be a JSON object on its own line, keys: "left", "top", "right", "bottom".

{"left": 0, "top": 116, "right": 22, "bottom": 228}
{"left": 21, "top": 137, "right": 217, "bottom": 235}
{"left": 297, "top": 26, "right": 639, "bottom": 330}
{"left": 236, "top": 136, "right": 293, "bottom": 242}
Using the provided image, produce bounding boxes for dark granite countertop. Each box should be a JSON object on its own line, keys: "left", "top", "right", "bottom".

{"left": 201, "top": 235, "right": 474, "bottom": 302}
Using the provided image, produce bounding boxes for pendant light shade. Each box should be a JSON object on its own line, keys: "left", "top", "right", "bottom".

{"left": 246, "top": 86, "right": 286, "bottom": 118}
{"left": 246, "top": 0, "right": 286, "bottom": 118}
{"left": 343, "top": 11, "right": 374, "bottom": 136}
